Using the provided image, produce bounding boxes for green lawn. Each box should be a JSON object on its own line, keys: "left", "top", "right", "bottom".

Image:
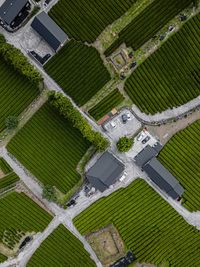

{"left": 27, "top": 224, "right": 96, "bottom": 267}
{"left": 158, "top": 120, "right": 200, "bottom": 212}
{"left": 45, "top": 40, "right": 111, "bottom": 106}
{"left": 74, "top": 179, "right": 200, "bottom": 267}
{"left": 7, "top": 102, "right": 91, "bottom": 194}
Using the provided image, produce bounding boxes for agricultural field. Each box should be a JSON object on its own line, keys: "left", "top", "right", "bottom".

{"left": 0, "top": 253, "right": 7, "bottom": 263}
{"left": 74, "top": 179, "right": 200, "bottom": 267}
{"left": 0, "top": 58, "right": 39, "bottom": 132}
{"left": 104, "top": 0, "right": 194, "bottom": 56}
{"left": 49, "top": 0, "right": 137, "bottom": 43}
{"left": 158, "top": 120, "right": 200, "bottom": 212}
{"left": 0, "top": 192, "right": 52, "bottom": 251}
{"left": 27, "top": 224, "right": 95, "bottom": 267}
{"left": 7, "top": 102, "right": 91, "bottom": 194}
{"left": 124, "top": 14, "right": 200, "bottom": 114}
{"left": 45, "top": 40, "right": 110, "bottom": 106}
{"left": 0, "top": 158, "right": 19, "bottom": 191}
{"left": 88, "top": 89, "right": 125, "bottom": 121}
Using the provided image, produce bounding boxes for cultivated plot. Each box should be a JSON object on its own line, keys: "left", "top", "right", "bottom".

{"left": 74, "top": 179, "right": 200, "bottom": 267}
{"left": 7, "top": 102, "right": 91, "bottom": 194}
{"left": 125, "top": 14, "right": 200, "bottom": 114}
{"left": 45, "top": 40, "right": 111, "bottom": 106}
{"left": 159, "top": 120, "right": 200, "bottom": 212}
{"left": 27, "top": 224, "right": 96, "bottom": 267}
{"left": 0, "top": 158, "right": 19, "bottom": 191}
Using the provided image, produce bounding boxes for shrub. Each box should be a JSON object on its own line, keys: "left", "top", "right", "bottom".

{"left": 42, "top": 185, "right": 57, "bottom": 202}
{"left": 117, "top": 136, "right": 133, "bottom": 152}
{"left": 5, "top": 116, "right": 18, "bottom": 130}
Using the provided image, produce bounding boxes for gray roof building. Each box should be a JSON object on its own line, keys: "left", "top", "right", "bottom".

{"left": 134, "top": 145, "right": 158, "bottom": 167}
{"left": 31, "top": 11, "right": 68, "bottom": 52}
{"left": 143, "top": 158, "right": 184, "bottom": 199}
{"left": 0, "top": 0, "right": 28, "bottom": 25}
{"left": 86, "top": 152, "right": 125, "bottom": 192}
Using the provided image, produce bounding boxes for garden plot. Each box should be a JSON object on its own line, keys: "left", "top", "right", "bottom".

{"left": 0, "top": 158, "right": 19, "bottom": 191}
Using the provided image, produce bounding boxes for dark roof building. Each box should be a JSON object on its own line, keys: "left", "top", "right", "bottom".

{"left": 31, "top": 12, "right": 68, "bottom": 52}
{"left": 86, "top": 152, "right": 125, "bottom": 192}
{"left": 134, "top": 143, "right": 184, "bottom": 199}
{"left": 0, "top": 0, "right": 29, "bottom": 26}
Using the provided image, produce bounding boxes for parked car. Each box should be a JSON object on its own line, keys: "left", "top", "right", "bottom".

{"left": 137, "top": 132, "right": 146, "bottom": 141}
{"left": 110, "top": 121, "right": 116, "bottom": 128}
{"left": 130, "top": 61, "right": 137, "bottom": 69}
{"left": 142, "top": 136, "right": 151, "bottom": 144}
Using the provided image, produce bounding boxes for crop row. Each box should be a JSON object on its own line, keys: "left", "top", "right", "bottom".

{"left": 159, "top": 120, "right": 200, "bottom": 211}
{"left": 45, "top": 40, "right": 110, "bottom": 106}
{"left": 0, "top": 58, "right": 39, "bottom": 132}
{"left": 0, "top": 253, "right": 7, "bottom": 263}
{"left": 88, "top": 89, "right": 125, "bottom": 120}
{"left": 49, "top": 0, "right": 136, "bottom": 43}
{"left": 105, "top": 0, "right": 194, "bottom": 56}
{"left": 124, "top": 14, "right": 200, "bottom": 114}
{"left": 7, "top": 102, "right": 90, "bottom": 194}
{"left": 0, "top": 172, "right": 20, "bottom": 191}
{"left": 0, "top": 158, "right": 12, "bottom": 174}
{"left": 74, "top": 179, "right": 200, "bottom": 266}
{"left": 27, "top": 224, "right": 95, "bottom": 267}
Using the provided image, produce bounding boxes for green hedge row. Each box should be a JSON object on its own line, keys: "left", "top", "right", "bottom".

{"left": 0, "top": 158, "right": 12, "bottom": 174}
{"left": 0, "top": 172, "right": 20, "bottom": 190}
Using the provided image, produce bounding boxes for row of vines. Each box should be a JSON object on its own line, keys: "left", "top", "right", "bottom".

{"left": 0, "top": 158, "right": 19, "bottom": 191}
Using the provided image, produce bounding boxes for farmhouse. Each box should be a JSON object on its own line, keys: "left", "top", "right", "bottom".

{"left": 31, "top": 12, "right": 68, "bottom": 52}
{"left": 0, "top": 0, "right": 31, "bottom": 29}
{"left": 134, "top": 145, "right": 184, "bottom": 199}
{"left": 86, "top": 152, "right": 125, "bottom": 192}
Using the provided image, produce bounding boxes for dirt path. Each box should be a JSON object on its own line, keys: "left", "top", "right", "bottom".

{"left": 148, "top": 109, "right": 200, "bottom": 144}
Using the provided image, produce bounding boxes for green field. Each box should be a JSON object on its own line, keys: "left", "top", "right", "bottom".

{"left": 0, "top": 158, "right": 19, "bottom": 191}
{"left": 88, "top": 89, "right": 125, "bottom": 120}
{"left": 0, "top": 253, "right": 7, "bottom": 263}
{"left": 27, "top": 224, "right": 95, "bottom": 267}
{"left": 104, "top": 0, "right": 194, "bottom": 56}
{"left": 74, "top": 179, "right": 200, "bottom": 266}
{"left": 7, "top": 102, "right": 91, "bottom": 194}
{"left": 158, "top": 120, "right": 200, "bottom": 212}
{"left": 0, "top": 158, "right": 12, "bottom": 174}
{"left": 49, "top": 0, "right": 137, "bottom": 43}
{"left": 45, "top": 40, "right": 110, "bottom": 106}
{"left": 0, "top": 192, "right": 52, "bottom": 250}
{"left": 0, "top": 58, "right": 39, "bottom": 131}
{"left": 124, "top": 14, "right": 200, "bottom": 114}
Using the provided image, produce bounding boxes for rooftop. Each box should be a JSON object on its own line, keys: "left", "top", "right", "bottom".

{"left": 134, "top": 145, "right": 158, "bottom": 167}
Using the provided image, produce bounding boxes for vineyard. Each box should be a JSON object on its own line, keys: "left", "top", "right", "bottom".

{"left": 105, "top": 0, "right": 194, "bottom": 56}
{"left": 0, "top": 58, "right": 39, "bottom": 132}
{"left": 88, "top": 89, "right": 125, "bottom": 120}
{"left": 74, "top": 179, "right": 200, "bottom": 267}
{"left": 45, "top": 40, "right": 110, "bottom": 106}
{"left": 7, "top": 102, "right": 91, "bottom": 194}
{"left": 0, "top": 192, "right": 52, "bottom": 249}
{"left": 0, "top": 254, "right": 7, "bottom": 263}
{"left": 49, "top": 0, "right": 136, "bottom": 43}
{"left": 0, "top": 158, "right": 19, "bottom": 191}
{"left": 27, "top": 224, "right": 95, "bottom": 267}
{"left": 158, "top": 120, "right": 200, "bottom": 212}
{"left": 124, "top": 14, "right": 200, "bottom": 114}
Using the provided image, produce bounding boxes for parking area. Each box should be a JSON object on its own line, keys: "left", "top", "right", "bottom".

{"left": 103, "top": 109, "right": 142, "bottom": 141}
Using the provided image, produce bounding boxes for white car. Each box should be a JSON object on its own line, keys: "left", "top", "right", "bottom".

{"left": 110, "top": 121, "right": 116, "bottom": 128}
{"left": 137, "top": 132, "right": 146, "bottom": 141}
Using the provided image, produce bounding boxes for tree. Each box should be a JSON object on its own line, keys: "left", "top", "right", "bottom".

{"left": 5, "top": 116, "right": 18, "bottom": 130}
{"left": 116, "top": 136, "right": 133, "bottom": 152}
{"left": 42, "top": 185, "right": 57, "bottom": 202}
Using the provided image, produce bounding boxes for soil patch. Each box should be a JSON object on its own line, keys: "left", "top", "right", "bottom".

{"left": 0, "top": 170, "right": 5, "bottom": 179}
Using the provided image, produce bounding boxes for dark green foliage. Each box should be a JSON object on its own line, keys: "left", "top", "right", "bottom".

{"left": 0, "top": 34, "right": 42, "bottom": 85}
{"left": 125, "top": 14, "right": 200, "bottom": 114}
{"left": 5, "top": 116, "right": 18, "bottom": 130}
{"left": 7, "top": 102, "right": 91, "bottom": 194}
{"left": 74, "top": 179, "right": 200, "bottom": 267}
{"left": 89, "top": 89, "right": 125, "bottom": 120}
{"left": 116, "top": 136, "right": 133, "bottom": 152}
{"left": 0, "top": 172, "right": 19, "bottom": 190}
{"left": 105, "top": 0, "right": 194, "bottom": 56}
{"left": 0, "top": 158, "right": 12, "bottom": 174}
{"left": 27, "top": 224, "right": 96, "bottom": 267}
{"left": 49, "top": 0, "right": 137, "bottom": 43}
{"left": 45, "top": 40, "right": 111, "bottom": 106}
{"left": 0, "top": 192, "right": 52, "bottom": 246}
{"left": 159, "top": 120, "right": 200, "bottom": 212}
{"left": 0, "top": 57, "right": 39, "bottom": 132}
{"left": 0, "top": 253, "right": 7, "bottom": 263}
{"left": 42, "top": 185, "right": 57, "bottom": 202}
{"left": 49, "top": 92, "right": 110, "bottom": 152}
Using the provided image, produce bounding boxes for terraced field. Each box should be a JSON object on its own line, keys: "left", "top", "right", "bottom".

{"left": 27, "top": 224, "right": 95, "bottom": 267}
{"left": 105, "top": 0, "right": 194, "bottom": 56}
{"left": 0, "top": 58, "right": 39, "bottom": 131}
{"left": 0, "top": 158, "right": 19, "bottom": 191}
{"left": 49, "top": 0, "right": 136, "bottom": 43}
{"left": 7, "top": 102, "right": 90, "bottom": 194}
{"left": 45, "top": 40, "right": 110, "bottom": 106}
{"left": 124, "top": 14, "right": 200, "bottom": 114}
{"left": 159, "top": 120, "right": 200, "bottom": 212}
{"left": 0, "top": 192, "right": 52, "bottom": 250}
{"left": 88, "top": 89, "right": 125, "bottom": 120}
{"left": 74, "top": 179, "right": 200, "bottom": 267}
